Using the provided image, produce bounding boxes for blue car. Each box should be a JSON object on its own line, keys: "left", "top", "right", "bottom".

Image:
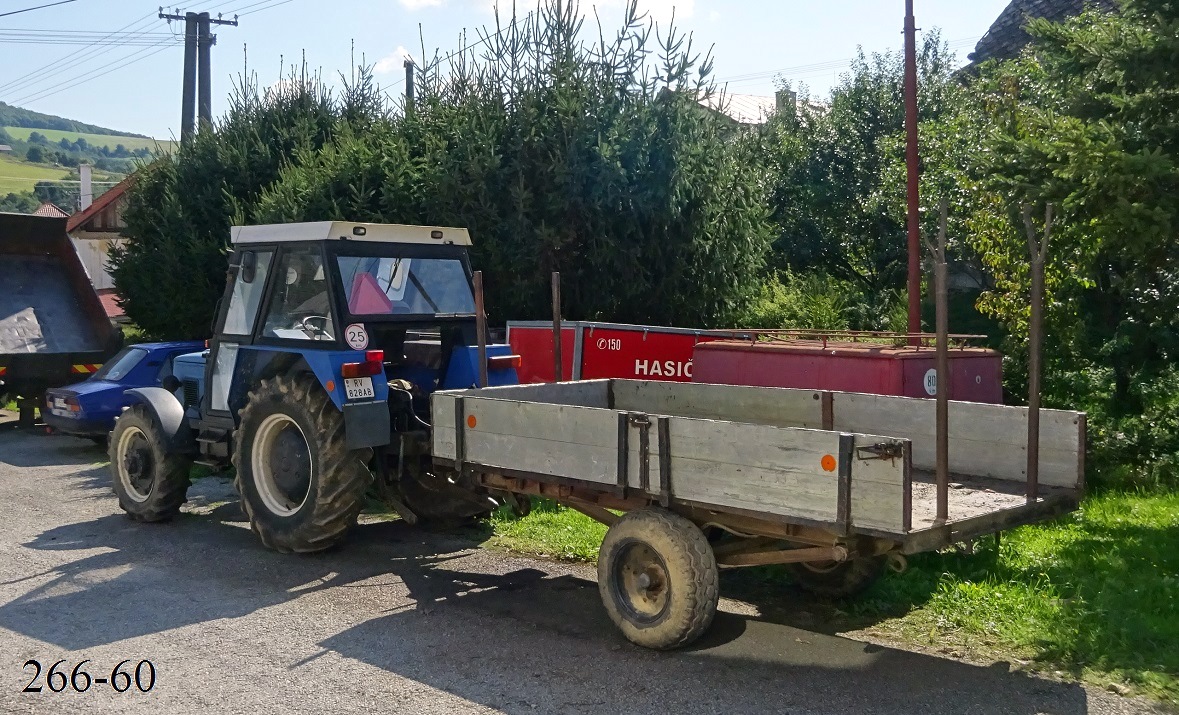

{"left": 45, "top": 341, "right": 205, "bottom": 439}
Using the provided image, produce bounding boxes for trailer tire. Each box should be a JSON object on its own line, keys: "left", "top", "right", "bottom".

{"left": 233, "top": 374, "right": 372, "bottom": 553}
{"left": 789, "top": 555, "right": 886, "bottom": 599}
{"left": 109, "top": 405, "right": 192, "bottom": 522}
{"left": 597, "top": 508, "right": 719, "bottom": 650}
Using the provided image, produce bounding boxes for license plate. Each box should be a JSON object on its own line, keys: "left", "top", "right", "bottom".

{"left": 344, "top": 377, "right": 374, "bottom": 400}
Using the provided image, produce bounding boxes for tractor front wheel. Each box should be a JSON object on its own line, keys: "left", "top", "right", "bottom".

{"left": 233, "top": 374, "right": 372, "bottom": 553}
{"left": 109, "top": 405, "right": 192, "bottom": 522}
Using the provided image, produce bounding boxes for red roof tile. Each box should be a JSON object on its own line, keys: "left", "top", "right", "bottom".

{"left": 96, "top": 288, "right": 124, "bottom": 319}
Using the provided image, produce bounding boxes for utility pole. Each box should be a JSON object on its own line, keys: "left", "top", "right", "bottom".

{"left": 160, "top": 8, "right": 239, "bottom": 142}
{"left": 903, "top": 0, "right": 922, "bottom": 344}
{"left": 404, "top": 58, "right": 415, "bottom": 116}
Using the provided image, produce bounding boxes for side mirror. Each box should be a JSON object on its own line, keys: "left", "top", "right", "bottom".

{"left": 240, "top": 251, "right": 257, "bottom": 284}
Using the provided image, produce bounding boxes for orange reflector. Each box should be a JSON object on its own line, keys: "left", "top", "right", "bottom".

{"left": 467, "top": 415, "right": 477, "bottom": 428}
{"left": 325, "top": 380, "right": 335, "bottom": 392}
{"left": 821, "top": 454, "right": 837, "bottom": 472}
{"left": 71, "top": 364, "right": 100, "bottom": 374}
{"left": 0, "top": 366, "right": 6, "bottom": 376}
{"left": 488, "top": 354, "right": 522, "bottom": 370}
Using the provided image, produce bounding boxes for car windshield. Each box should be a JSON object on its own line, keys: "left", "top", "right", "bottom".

{"left": 92, "top": 347, "right": 147, "bottom": 381}
{"left": 336, "top": 256, "right": 475, "bottom": 316}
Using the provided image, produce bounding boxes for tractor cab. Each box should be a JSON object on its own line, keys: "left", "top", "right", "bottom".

{"left": 110, "top": 221, "right": 518, "bottom": 552}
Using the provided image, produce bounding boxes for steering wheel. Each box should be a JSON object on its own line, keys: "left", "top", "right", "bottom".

{"left": 300, "top": 315, "right": 333, "bottom": 340}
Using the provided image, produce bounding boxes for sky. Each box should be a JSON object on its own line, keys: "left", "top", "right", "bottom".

{"left": 0, "top": 0, "right": 1012, "bottom": 139}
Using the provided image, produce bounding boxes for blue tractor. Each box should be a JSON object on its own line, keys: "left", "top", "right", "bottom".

{"left": 107, "top": 221, "right": 520, "bottom": 552}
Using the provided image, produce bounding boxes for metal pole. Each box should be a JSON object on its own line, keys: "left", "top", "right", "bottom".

{"left": 1023, "top": 204, "right": 1052, "bottom": 503}
{"left": 552, "top": 272, "right": 563, "bottom": 382}
{"left": 1027, "top": 257, "right": 1043, "bottom": 501}
{"left": 180, "top": 12, "right": 198, "bottom": 143}
{"left": 404, "top": 58, "right": 415, "bottom": 116}
{"left": 197, "top": 12, "right": 212, "bottom": 130}
{"left": 473, "top": 271, "right": 489, "bottom": 389}
{"left": 928, "top": 201, "right": 950, "bottom": 523}
{"left": 904, "top": 0, "right": 922, "bottom": 345}
{"left": 934, "top": 260, "right": 950, "bottom": 522}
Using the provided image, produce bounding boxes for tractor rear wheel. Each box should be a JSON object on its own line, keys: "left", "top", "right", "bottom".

{"left": 233, "top": 374, "right": 372, "bottom": 553}
{"left": 109, "top": 404, "right": 192, "bottom": 522}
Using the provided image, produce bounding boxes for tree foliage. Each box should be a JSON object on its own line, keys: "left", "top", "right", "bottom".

{"left": 941, "top": 0, "right": 1179, "bottom": 488}
{"left": 759, "top": 32, "right": 961, "bottom": 300}
{"left": 114, "top": 0, "right": 772, "bottom": 339}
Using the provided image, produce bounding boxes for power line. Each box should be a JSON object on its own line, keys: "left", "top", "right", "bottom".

{"left": 716, "top": 36, "right": 980, "bottom": 88}
{"left": 0, "top": 0, "right": 77, "bottom": 19}
{"left": 10, "top": 42, "right": 180, "bottom": 107}
{"left": 0, "top": 11, "right": 159, "bottom": 95}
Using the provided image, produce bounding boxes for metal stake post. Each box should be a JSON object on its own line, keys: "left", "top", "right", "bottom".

{"left": 473, "top": 271, "right": 489, "bottom": 388}
{"left": 923, "top": 201, "right": 951, "bottom": 523}
{"left": 1023, "top": 204, "right": 1054, "bottom": 502}
{"left": 552, "top": 272, "right": 563, "bottom": 382}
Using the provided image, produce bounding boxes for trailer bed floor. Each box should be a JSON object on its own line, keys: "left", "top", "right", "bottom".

{"left": 908, "top": 470, "right": 1074, "bottom": 532}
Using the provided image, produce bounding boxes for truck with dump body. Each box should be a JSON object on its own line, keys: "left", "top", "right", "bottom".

{"left": 108, "top": 220, "right": 1085, "bottom": 651}
{"left": 0, "top": 211, "right": 122, "bottom": 424}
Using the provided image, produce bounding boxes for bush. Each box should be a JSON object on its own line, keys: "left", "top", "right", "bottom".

{"left": 737, "top": 270, "right": 905, "bottom": 332}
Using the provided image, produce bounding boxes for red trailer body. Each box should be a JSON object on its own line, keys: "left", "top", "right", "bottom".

{"left": 692, "top": 339, "right": 1003, "bottom": 403}
{"left": 506, "top": 321, "right": 745, "bottom": 384}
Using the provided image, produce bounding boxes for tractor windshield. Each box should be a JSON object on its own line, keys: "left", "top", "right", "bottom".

{"left": 336, "top": 256, "right": 475, "bottom": 317}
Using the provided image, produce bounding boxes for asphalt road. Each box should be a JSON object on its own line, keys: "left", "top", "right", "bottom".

{"left": 0, "top": 424, "right": 1161, "bottom": 715}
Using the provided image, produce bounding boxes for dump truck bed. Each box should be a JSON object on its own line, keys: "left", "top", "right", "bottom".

{"left": 0, "top": 256, "right": 105, "bottom": 354}
{"left": 0, "top": 212, "right": 119, "bottom": 397}
{"left": 432, "top": 380, "right": 1084, "bottom": 552}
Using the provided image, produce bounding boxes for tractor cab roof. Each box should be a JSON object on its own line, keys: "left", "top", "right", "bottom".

{"left": 230, "top": 221, "right": 472, "bottom": 247}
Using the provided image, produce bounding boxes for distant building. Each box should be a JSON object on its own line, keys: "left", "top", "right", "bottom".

{"left": 970, "top": 0, "right": 1119, "bottom": 64}
{"left": 32, "top": 201, "right": 69, "bottom": 218}
{"left": 0, "top": 144, "right": 12, "bottom": 153}
{"left": 67, "top": 173, "right": 133, "bottom": 319}
{"left": 696, "top": 90, "right": 797, "bottom": 127}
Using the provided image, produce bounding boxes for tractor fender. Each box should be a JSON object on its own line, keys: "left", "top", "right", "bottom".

{"left": 124, "top": 387, "right": 196, "bottom": 452}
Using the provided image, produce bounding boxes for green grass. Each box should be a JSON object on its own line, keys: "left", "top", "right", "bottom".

{"left": 3, "top": 126, "right": 175, "bottom": 153}
{"left": 0, "top": 153, "right": 70, "bottom": 193}
{"left": 487, "top": 490, "right": 1179, "bottom": 703}
{"left": 487, "top": 498, "right": 607, "bottom": 561}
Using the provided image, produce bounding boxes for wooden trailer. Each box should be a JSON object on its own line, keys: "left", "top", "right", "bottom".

{"left": 432, "top": 379, "right": 1084, "bottom": 649}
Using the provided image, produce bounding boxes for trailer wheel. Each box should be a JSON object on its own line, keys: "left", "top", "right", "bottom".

{"left": 233, "top": 374, "right": 372, "bottom": 553}
{"left": 597, "top": 508, "right": 719, "bottom": 650}
{"left": 789, "top": 555, "right": 886, "bottom": 599}
{"left": 109, "top": 405, "right": 192, "bottom": 522}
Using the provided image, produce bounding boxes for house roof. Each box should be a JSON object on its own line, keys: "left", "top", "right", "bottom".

{"left": 0, "top": 145, "right": 11, "bottom": 152}
{"left": 32, "top": 201, "right": 69, "bottom": 218}
{"left": 96, "top": 288, "right": 124, "bottom": 320}
{"left": 970, "top": 0, "right": 1119, "bottom": 64}
{"left": 67, "top": 173, "right": 133, "bottom": 232}
{"left": 698, "top": 92, "right": 778, "bottom": 126}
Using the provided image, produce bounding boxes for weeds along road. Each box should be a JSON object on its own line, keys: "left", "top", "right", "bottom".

{"left": 0, "top": 426, "right": 1158, "bottom": 715}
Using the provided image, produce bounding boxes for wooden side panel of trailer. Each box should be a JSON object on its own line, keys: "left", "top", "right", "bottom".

{"left": 610, "top": 380, "right": 825, "bottom": 429}
{"left": 434, "top": 388, "right": 910, "bottom": 534}
{"left": 830, "top": 393, "right": 1084, "bottom": 489}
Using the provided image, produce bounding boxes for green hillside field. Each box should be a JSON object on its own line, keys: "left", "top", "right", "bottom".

{"left": 3, "top": 126, "right": 175, "bottom": 154}
{"left": 0, "top": 153, "right": 71, "bottom": 194}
